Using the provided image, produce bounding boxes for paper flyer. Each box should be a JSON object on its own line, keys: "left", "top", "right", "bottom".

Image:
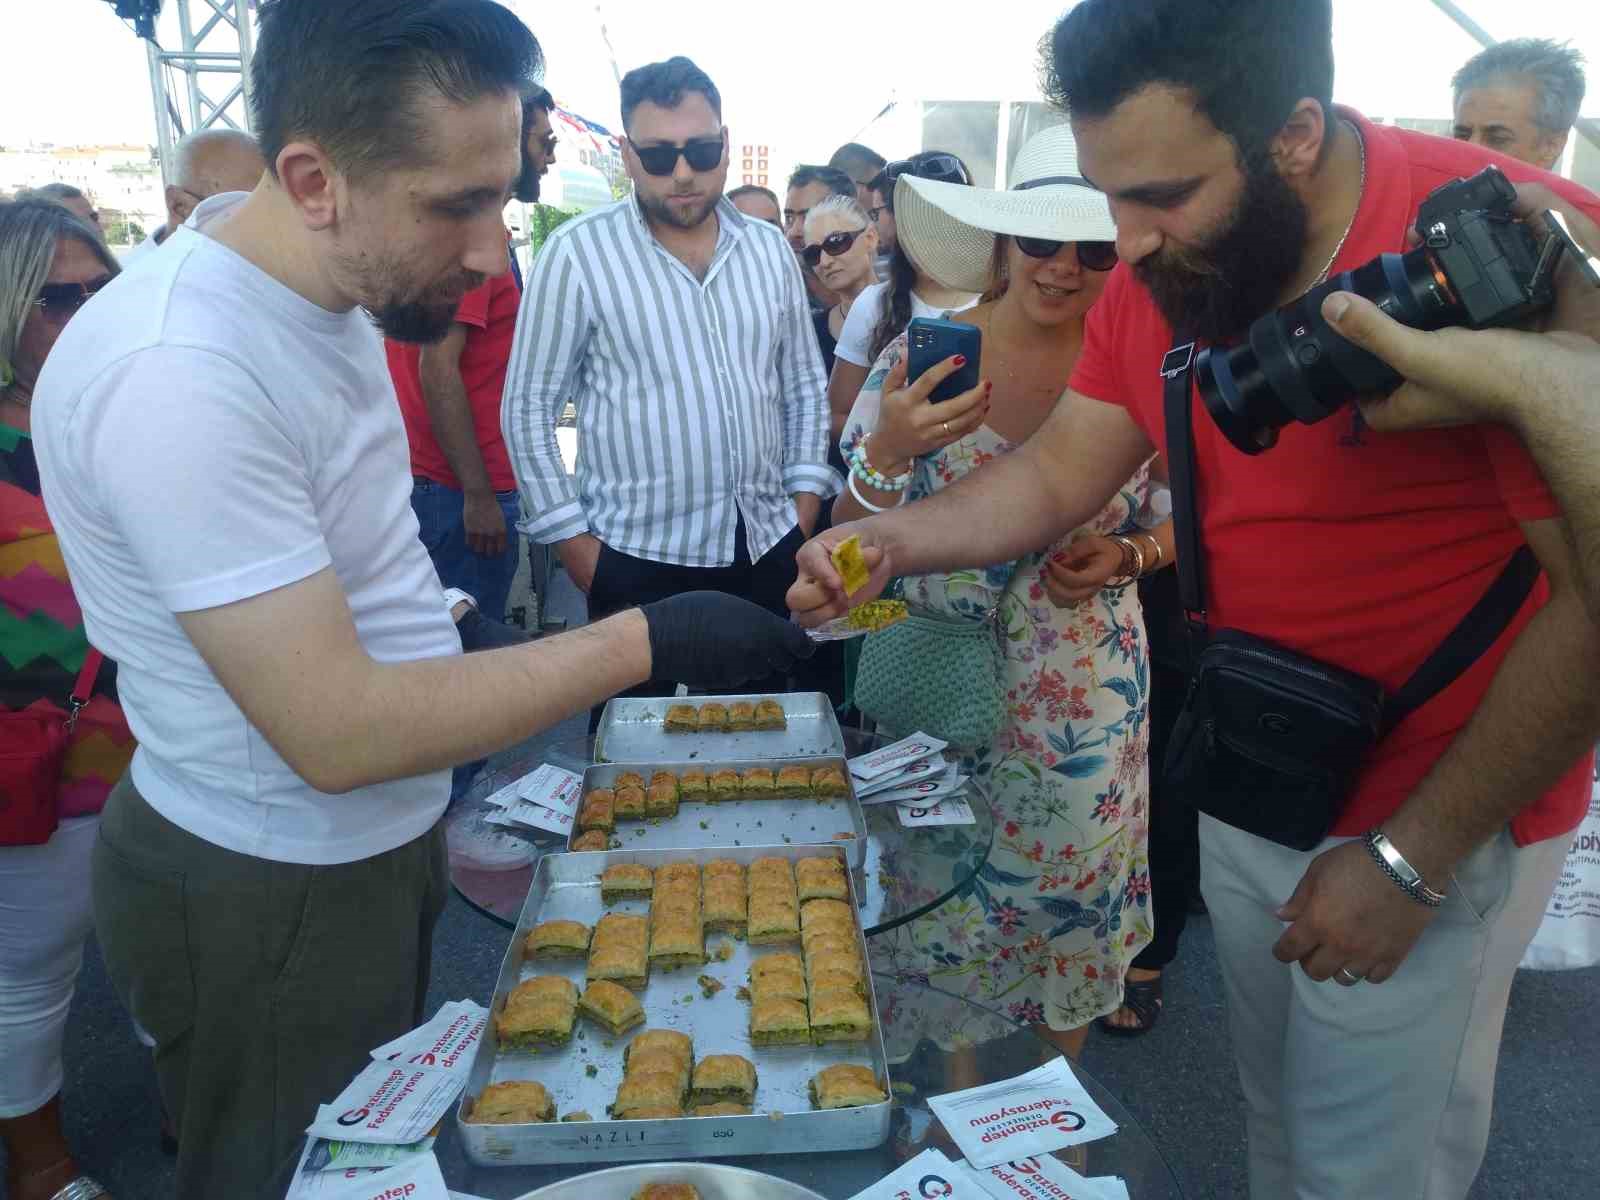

{"left": 854, "top": 754, "right": 950, "bottom": 799}
{"left": 926, "top": 1059, "right": 1118, "bottom": 1168}
{"left": 285, "top": 1137, "right": 388, "bottom": 1198}
{"left": 483, "top": 800, "right": 573, "bottom": 836}
{"left": 898, "top": 797, "right": 976, "bottom": 827}
{"left": 846, "top": 1148, "right": 993, "bottom": 1200}
{"left": 518, "top": 763, "right": 582, "bottom": 815}
{"left": 304, "top": 1061, "right": 465, "bottom": 1146}
{"left": 972, "top": 1154, "right": 1123, "bottom": 1200}
{"left": 1088, "top": 1181, "right": 1129, "bottom": 1200}
{"left": 315, "top": 1153, "right": 451, "bottom": 1199}
{"left": 369, "top": 1000, "right": 487, "bottom": 1080}
{"left": 866, "top": 769, "right": 969, "bottom": 807}
{"left": 849, "top": 732, "right": 950, "bottom": 781}
{"left": 479, "top": 771, "right": 537, "bottom": 809}
{"left": 302, "top": 1135, "right": 437, "bottom": 1174}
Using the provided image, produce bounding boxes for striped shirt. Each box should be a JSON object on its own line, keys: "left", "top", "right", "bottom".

{"left": 501, "top": 195, "right": 835, "bottom": 568}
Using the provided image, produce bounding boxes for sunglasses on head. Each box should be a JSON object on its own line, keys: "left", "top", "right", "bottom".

{"left": 1014, "top": 237, "right": 1118, "bottom": 271}
{"left": 33, "top": 277, "right": 110, "bottom": 319}
{"left": 633, "top": 136, "right": 723, "bottom": 177}
{"left": 884, "top": 154, "right": 971, "bottom": 188}
{"left": 801, "top": 227, "right": 869, "bottom": 267}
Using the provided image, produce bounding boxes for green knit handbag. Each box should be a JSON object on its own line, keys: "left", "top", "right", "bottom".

{"left": 854, "top": 577, "right": 1017, "bottom": 751}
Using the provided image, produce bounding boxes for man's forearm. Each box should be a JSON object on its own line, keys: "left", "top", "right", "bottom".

{"left": 1385, "top": 584, "right": 1600, "bottom": 881}
{"left": 420, "top": 354, "right": 495, "bottom": 496}
{"left": 329, "top": 611, "right": 651, "bottom": 792}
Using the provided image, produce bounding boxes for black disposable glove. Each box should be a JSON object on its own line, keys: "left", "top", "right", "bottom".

{"left": 639, "top": 591, "right": 815, "bottom": 689}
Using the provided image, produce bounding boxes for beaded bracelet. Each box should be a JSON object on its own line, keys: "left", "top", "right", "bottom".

{"left": 847, "top": 434, "right": 912, "bottom": 492}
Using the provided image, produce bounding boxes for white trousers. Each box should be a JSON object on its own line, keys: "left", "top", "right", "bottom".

{"left": 1200, "top": 814, "right": 1565, "bottom": 1200}
{"left": 0, "top": 815, "right": 99, "bottom": 1116}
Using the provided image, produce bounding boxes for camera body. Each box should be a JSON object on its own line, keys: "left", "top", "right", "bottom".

{"left": 1195, "top": 165, "right": 1556, "bottom": 454}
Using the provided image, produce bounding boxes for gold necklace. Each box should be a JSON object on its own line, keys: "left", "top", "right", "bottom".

{"left": 1309, "top": 120, "right": 1367, "bottom": 289}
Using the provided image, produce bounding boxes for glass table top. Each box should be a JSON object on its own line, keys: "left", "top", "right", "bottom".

{"left": 447, "top": 730, "right": 996, "bottom": 938}
{"left": 431, "top": 975, "right": 1184, "bottom": 1198}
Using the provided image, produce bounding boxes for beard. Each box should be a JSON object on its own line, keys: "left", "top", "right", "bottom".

{"left": 1132, "top": 156, "right": 1309, "bottom": 343}
{"left": 637, "top": 186, "right": 719, "bottom": 230}
{"left": 514, "top": 158, "right": 542, "bottom": 205}
{"left": 365, "top": 270, "right": 486, "bottom": 343}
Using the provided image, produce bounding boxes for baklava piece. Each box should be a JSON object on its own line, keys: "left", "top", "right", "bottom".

{"left": 664, "top": 703, "right": 699, "bottom": 733}
{"left": 795, "top": 857, "right": 849, "bottom": 903}
{"left": 577, "top": 979, "right": 645, "bottom": 1037}
{"left": 808, "top": 1064, "right": 887, "bottom": 1110}
{"left": 577, "top": 789, "right": 616, "bottom": 833}
{"left": 754, "top": 698, "right": 787, "bottom": 731}
{"left": 727, "top": 701, "right": 757, "bottom": 732}
{"left": 810, "top": 766, "right": 851, "bottom": 799}
{"left": 466, "top": 1080, "right": 554, "bottom": 1124}
{"left": 749, "top": 996, "right": 811, "bottom": 1046}
{"left": 697, "top": 702, "right": 729, "bottom": 733}
{"left": 524, "top": 919, "right": 592, "bottom": 960}
{"left": 690, "top": 1054, "right": 757, "bottom": 1107}
{"left": 600, "top": 862, "right": 655, "bottom": 905}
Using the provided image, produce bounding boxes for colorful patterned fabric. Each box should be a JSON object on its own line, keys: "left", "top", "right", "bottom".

{"left": 844, "top": 333, "right": 1153, "bottom": 1035}
{"left": 0, "top": 423, "right": 134, "bottom": 816}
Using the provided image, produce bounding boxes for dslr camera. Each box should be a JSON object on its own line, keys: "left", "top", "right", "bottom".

{"left": 1195, "top": 164, "right": 1583, "bottom": 454}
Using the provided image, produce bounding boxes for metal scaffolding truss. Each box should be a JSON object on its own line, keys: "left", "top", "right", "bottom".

{"left": 142, "top": 0, "right": 255, "bottom": 184}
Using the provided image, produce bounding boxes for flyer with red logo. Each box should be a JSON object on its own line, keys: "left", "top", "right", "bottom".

{"left": 304, "top": 1060, "right": 465, "bottom": 1146}
{"left": 896, "top": 797, "right": 977, "bottom": 828}
{"left": 368, "top": 1000, "right": 487, "bottom": 1081}
{"left": 925, "top": 1059, "right": 1118, "bottom": 1168}
{"left": 314, "top": 1151, "right": 451, "bottom": 1199}
{"left": 971, "top": 1154, "right": 1127, "bottom": 1200}
{"left": 845, "top": 1148, "right": 991, "bottom": 1200}
{"left": 849, "top": 732, "right": 950, "bottom": 781}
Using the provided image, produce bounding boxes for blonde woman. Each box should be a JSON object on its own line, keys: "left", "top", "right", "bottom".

{"left": 801, "top": 194, "right": 878, "bottom": 376}
{"left": 0, "top": 200, "right": 134, "bottom": 1200}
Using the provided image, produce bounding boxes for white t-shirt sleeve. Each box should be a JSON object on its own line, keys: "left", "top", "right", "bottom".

{"left": 833, "top": 282, "right": 886, "bottom": 368}
{"left": 76, "top": 344, "right": 333, "bottom": 613}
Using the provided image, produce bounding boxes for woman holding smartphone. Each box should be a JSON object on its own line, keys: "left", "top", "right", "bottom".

{"left": 834, "top": 127, "right": 1166, "bottom": 1062}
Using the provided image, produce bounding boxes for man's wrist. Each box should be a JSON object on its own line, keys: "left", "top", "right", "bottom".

{"left": 1364, "top": 829, "right": 1447, "bottom": 907}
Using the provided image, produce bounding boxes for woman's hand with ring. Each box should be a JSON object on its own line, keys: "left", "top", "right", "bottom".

{"left": 870, "top": 354, "right": 991, "bottom": 467}
{"left": 1043, "top": 534, "right": 1127, "bottom": 606}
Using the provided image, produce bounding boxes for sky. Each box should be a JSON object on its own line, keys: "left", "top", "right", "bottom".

{"left": 1, "top": 0, "right": 1596, "bottom": 160}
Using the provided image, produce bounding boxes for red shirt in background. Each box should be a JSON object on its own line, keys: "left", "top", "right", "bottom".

{"left": 1069, "top": 107, "right": 1600, "bottom": 847}
{"left": 386, "top": 268, "right": 521, "bottom": 493}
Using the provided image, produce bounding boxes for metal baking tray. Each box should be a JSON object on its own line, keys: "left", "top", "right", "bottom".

{"left": 456, "top": 844, "right": 892, "bottom": 1166}
{"left": 593, "top": 692, "right": 846, "bottom": 764}
{"left": 513, "top": 1162, "right": 828, "bottom": 1200}
{"left": 572, "top": 757, "right": 868, "bottom": 869}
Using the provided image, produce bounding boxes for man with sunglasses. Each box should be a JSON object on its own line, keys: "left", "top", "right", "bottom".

{"left": 124, "top": 129, "right": 265, "bottom": 265}
{"left": 504, "top": 56, "right": 833, "bottom": 713}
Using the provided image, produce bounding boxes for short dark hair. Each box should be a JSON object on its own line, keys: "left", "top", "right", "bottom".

{"left": 251, "top": 0, "right": 542, "bottom": 180}
{"left": 619, "top": 56, "right": 721, "bottom": 132}
{"left": 523, "top": 84, "right": 555, "bottom": 134}
{"left": 728, "top": 183, "right": 780, "bottom": 210}
{"left": 829, "top": 142, "right": 886, "bottom": 179}
{"left": 1453, "top": 39, "right": 1587, "bottom": 136}
{"left": 1044, "top": 0, "right": 1335, "bottom": 161}
{"left": 786, "top": 164, "right": 856, "bottom": 199}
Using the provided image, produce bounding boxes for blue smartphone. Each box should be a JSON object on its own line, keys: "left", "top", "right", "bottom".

{"left": 906, "top": 316, "right": 982, "bottom": 404}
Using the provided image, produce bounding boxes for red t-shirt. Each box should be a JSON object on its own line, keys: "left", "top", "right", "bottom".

{"left": 385, "top": 268, "right": 520, "bottom": 493}
{"left": 1069, "top": 108, "right": 1600, "bottom": 846}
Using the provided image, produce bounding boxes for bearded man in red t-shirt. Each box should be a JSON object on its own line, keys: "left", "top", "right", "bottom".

{"left": 788, "top": 1, "right": 1600, "bottom": 1195}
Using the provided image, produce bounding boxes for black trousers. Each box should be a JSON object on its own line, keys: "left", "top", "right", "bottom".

{"left": 586, "top": 519, "right": 832, "bottom": 725}
{"left": 1132, "top": 570, "right": 1202, "bottom": 971}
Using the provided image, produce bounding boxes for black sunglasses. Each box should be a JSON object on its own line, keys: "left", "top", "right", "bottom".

{"left": 801, "top": 228, "right": 869, "bottom": 267}
{"left": 884, "top": 154, "right": 971, "bottom": 188}
{"left": 1014, "top": 237, "right": 1118, "bottom": 271}
{"left": 633, "top": 136, "right": 724, "bottom": 177}
{"left": 33, "top": 277, "right": 110, "bottom": 319}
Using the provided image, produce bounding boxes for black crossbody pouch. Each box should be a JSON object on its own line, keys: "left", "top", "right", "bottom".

{"left": 1158, "top": 338, "right": 1540, "bottom": 850}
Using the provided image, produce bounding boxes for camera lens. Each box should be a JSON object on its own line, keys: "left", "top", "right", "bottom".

{"left": 1195, "top": 248, "right": 1458, "bottom": 455}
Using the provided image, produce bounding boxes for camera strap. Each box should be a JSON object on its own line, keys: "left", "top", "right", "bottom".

{"left": 1159, "top": 332, "right": 1541, "bottom": 735}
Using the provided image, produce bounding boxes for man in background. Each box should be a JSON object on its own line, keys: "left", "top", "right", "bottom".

{"left": 15, "top": 183, "right": 99, "bottom": 234}
{"left": 829, "top": 141, "right": 887, "bottom": 207}
{"left": 1453, "top": 38, "right": 1586, "bottom": 171}
{"left": 510, "top": 84, "right": 558, "bottom": 288}
{"left": 124, "top": 129, "right": 264, "bottom": 264}
{"left": 785, "top": 163, "right": 857, "bottom": 310}
{"left": 504, "top": 56, "right": 833, "bottom": 710}
{"left": 729, "top": 182, "right": 782, "bottom": 226}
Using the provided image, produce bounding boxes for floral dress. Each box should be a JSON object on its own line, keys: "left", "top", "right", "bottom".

{"left": 844, "top": 333, "right": 1153, "bottom": 1037}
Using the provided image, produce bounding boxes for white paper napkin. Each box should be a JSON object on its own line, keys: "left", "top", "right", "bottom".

{"left": 925, "top": 1059, "right": 1119, "bottom": 1168}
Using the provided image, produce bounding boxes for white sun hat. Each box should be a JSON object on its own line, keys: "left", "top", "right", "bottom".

{"left": 894, "top": 124, "right": 1117, "bottom": 294}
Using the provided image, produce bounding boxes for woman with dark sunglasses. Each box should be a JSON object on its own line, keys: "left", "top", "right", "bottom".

{"left": 834, "top": 127, "right": 1169, "bottom": 1068}
{"left": 825, "top": 151, "right": 980, "bottom": 444}
{"left": 801, "top": 194, "right": 879, "bottom": 376}
{"left": 0, "top": 201, "right": 134, "bottom": 1200}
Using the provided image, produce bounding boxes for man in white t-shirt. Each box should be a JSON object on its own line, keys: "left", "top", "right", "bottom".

{"left": 32, "top": 3, "right": 810, "bottom": 1195}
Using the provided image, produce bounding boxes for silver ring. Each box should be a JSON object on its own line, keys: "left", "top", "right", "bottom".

{"left": 1335, "top": 967, "right": 1364, "bottom": 986}
{"left": 942, "top": 420, "right": 952, "bottom": 438}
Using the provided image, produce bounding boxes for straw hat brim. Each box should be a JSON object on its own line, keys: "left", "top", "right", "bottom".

{"left": 895, "top": 174, "right": 1118, "bottom": 294}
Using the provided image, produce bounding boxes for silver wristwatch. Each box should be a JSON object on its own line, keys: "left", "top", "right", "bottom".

{"left": 1363, "top": 831, "right": 1446, "bottom": 908}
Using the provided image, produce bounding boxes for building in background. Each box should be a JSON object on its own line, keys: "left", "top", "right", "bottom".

{"left": 0, "top": 142, "right": 163, "bottom": 245}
